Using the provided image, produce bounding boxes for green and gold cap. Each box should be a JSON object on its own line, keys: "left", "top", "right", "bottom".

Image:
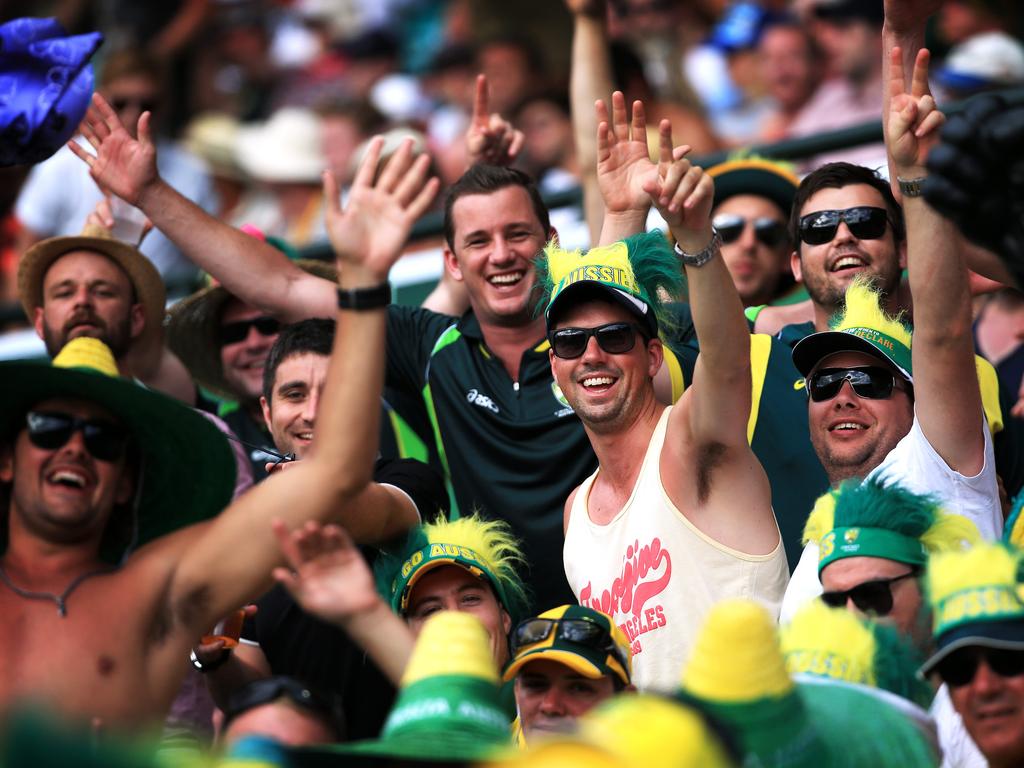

{"left": 298, "top": 612, "right": 510, "bottom": 765}
{"left": 502, "top": 604, "right": 632, "bottom": 687}
{"left": 921, "top": 543, "right": 1024, "bottom": 676}
{"left": 374, "top": 515, "right": 528, "bottom": 621}
{"left": 781, "top": 600, "right": 932, "bottom": 709}
{"left": 792, "top": 278, "right": 913, "bottom": 380}
{"left": 708, "top": 156, "right": 800, "bottom": 216}
{"left": 537, "top": 232, "right": 683, "bottom": 337}
{"left": 803, "top": 478, "right": 980, "bottom": 577}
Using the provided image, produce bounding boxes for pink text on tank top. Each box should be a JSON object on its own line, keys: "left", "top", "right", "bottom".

{"left": 578, "top": 537, "right": 672, "bottom": 655}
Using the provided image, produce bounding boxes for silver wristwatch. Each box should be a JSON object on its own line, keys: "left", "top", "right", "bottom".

{"left": 674, "top": 227, "right": 722, "bottom": 268}
{"left": 897, "top": 176, "right": 926, "bottom": 198}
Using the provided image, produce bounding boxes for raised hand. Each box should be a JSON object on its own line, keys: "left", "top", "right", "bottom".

{"left": 323, "top": 136, "right": 439, "bottom": 283}
{"left": 68, "top": 93, "right": 159, "bottom": 206}
{"left": 271, "top": 520, "right": 380, "bottom": 626}
{"left": 596, "top": 92, "right": 664, "bottom": 216}
{"left": 642, "top": 120, "right": 713, "bottom": 249}
{"left": 887, "top": 47, "right": 945, "bottom": 176}
{"left": 465, "top": 74, "right": 525, "bottom": 167}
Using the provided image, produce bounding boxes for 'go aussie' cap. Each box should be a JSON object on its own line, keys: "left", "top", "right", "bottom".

{"left": 374, "top": 515, "right": 528, "bottom": 621}
{"left": 802, "top": 478, "right": 980, "bottom": 577}
{"left": 537, "top": 232, "right": 684, "bottom": 337}
{"left": 920, "top": 542, "right": 1024, "bottom": 676}
{"left": 792, "top": 278, "right": 913, "bottom": 381}
{"left": 502, "top": 605, "right": 633, "bottom": 687}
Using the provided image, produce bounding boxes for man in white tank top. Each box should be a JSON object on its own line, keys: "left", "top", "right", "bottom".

{"left": 539, "top": 121, "right": 789, "bottom": 691}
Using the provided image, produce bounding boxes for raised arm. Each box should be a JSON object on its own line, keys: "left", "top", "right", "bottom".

{"left": 465, "top": 74, "right": 525, "bottom": 168}
{"left": 888, "top": 47, "right": 984, "bottom": 474}
{"left": 645, "top": 125, "right": 750, "bottom": 448}
{"left": 567, "top": 0, "right": 615, "bottom": 243}
{"left": 70, "top": 94, "right": 335, "bottom": 322}
{"left": 163, "top": 139, "right": 439, "bottom": 638}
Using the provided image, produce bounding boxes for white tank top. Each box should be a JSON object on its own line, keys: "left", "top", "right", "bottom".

{"left": 563, "top": 406, "right": 789, "bottom": 692}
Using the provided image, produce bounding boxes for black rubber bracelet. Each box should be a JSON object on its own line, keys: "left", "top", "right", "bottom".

{"left": 337, "top": 282, "right": 391, "bottom": 310}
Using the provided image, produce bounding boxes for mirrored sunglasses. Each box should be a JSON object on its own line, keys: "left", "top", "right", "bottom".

{"left": 808, "top": 366, "right": 908, "bottom": 402}
{"left": 935, "top": 646, "right": 1024, "bottom": 688}
{"left": 512, "top": 617, "right": 628, "bottom": 669}
{"left": 712, "top": 213, "right": 787, "bottom": 247}
{"left": 549, "top": 322, "right": 644, "bottom": 360}
{"left": 820, "top": 571, "right": 917, "bottom": 616}
{"left": 25, "top": 411, "right": 129, "bottom": 462}
{"left": 218, "top": 316, "right": 281, "bottom": 346}
{"left": 798, "top": 206, "right": 889, "bottom": 246}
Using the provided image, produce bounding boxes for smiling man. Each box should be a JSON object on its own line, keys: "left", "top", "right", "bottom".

{"left": 545, "top": 141, "right": 787, "bottom": 691}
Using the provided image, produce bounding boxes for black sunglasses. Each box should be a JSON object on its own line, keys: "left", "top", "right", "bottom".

{"left": 808, "top": 366, "right": 909, "bottom": 403}
{"left": 218, "top": 316, "right": 281, "bottom": 346}
{"left": 798, "top": 206, "right": 889, "bottom": 246}
{"left": 935, "top": 646, "right": 1024, "bottom": 688}
{"left": 712, "top": 214, "right": 788, "bottom": 247}
{"left": 512, "top": 617, "right": 628, "bottom": 669}
{"left": 109, "top": 97, "right": 158, "bottom": 114}
{"left": 821, "top": 570, "right": 917, "bottom": 616}
{"left": 549, "top": 322, "right": 645, "bottom": 360}
{"left": 25, "top": 411, "right": 129, "bottom": 462}
{"left": 223, "top": 676, "right": 345, "bottom": 735}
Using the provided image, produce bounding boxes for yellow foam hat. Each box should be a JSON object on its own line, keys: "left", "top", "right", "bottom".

{"left": 401, "top": 610, "right": 499, "bottom": 686}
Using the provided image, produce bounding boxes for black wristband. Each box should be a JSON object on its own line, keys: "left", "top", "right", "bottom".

{"left": 190, "top": 647, "right": 231, "bottom": 673}
{"left": 337, "top": 282, "right": 391, "bottom": 310}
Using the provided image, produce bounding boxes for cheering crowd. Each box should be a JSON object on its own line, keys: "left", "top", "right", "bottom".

{"left": 1, "top": 0, "right": 1024, "bottom": 766}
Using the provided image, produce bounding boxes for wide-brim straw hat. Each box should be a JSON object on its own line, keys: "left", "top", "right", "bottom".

{"left": 165, "top": 259, "right": 336, "bottom": 401}
{"left": 235, "top": 108, "right": 325, "bottom": 184}
{"left": 18, "top": 223, "right": 166, "bottom": 358}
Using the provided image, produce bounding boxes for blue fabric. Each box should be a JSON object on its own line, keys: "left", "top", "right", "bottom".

{"left": 0, "top": 17, "right": 102, "bottom": 166}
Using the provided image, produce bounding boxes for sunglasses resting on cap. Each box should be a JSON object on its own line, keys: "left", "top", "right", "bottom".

{"left": 798, "top": 206, "right": 890, "bottom": 246}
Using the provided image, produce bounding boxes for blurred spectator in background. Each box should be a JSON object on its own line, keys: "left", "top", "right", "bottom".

{"left": 787, "top": 0, "right": 887, "bottom": 170}
{"left": 706, "top": 2, "right": 777, "bottom": 146}
{"left": 974, "top": 289, "right": 1024, "bottom": 419}
{"left": 232, "top": 107, "right": 326, "bottom": 247}
{"left": 422, "top": 45, "right": 478, "bottom": 185}
{"left": 935, "top": 31, "right": 1024, "bottom": 99}
{"left": 476, "top": 35, "right": 545, "bottom": 116}
{"left": 318, "top": 97, "right": 389, "bottom": 189}
{"left": 14, "top": 48, "right": 216, "bottom": 297}
{"left": 756, "top": 17, "right": 823, "bottom": 142}
{"left": 513, "top": 92, "right": 579, "bottom": 195}
{"left": 183, "top": 112, "right": 247, "bottom": 222}
{"left": 936, "top": 0, "right": 1022, "bottom": 46}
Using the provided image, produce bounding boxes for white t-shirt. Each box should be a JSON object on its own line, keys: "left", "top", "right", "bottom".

{"left": 781, "top": 412, "right": 1001, "bottom": 622}
{"left": 15, "top": 139, "right": 217, "bottom": 294}
{"left": 931, "top": 684, "right": 987, "bottom": 768}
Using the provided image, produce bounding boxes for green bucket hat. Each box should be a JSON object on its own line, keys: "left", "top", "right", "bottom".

{"left": 537, "top": 232, "right": 684, "bottom": 337}
{"left": 678, "top": 599, "right": 938, "bottom": 767}
{"left": 296, "top": 611, "right": 511, "bottom": 766}
{"left": 707, "top": 157, "right": 800, "bottom": 216}
{"left": 0, "top": 337, "right": 235, "bottom": 562}
{"left": 791, "top": 279, "right": 914, "bottom": 380}
{"left": 920, "top": 542, "right": 1024, "bottom": 676}
{"left": 502, "top": 604, "right": 633, "bottom": 687}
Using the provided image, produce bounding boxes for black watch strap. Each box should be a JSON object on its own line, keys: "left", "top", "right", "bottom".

{"left": 190, "top": 647, "right": 231, "bottom": 673}
{"left": 337, "top": 282, "right": 391, "bottom": 310}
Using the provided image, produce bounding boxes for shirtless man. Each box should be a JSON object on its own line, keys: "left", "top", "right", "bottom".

{"left": 548, "top": 123, "right": 788, "bottom": 691}
{"left": 0, "top": 125, "right": 436, "bottom": 731}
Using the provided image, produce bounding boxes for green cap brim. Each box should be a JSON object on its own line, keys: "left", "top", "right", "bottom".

{"left": 792, "top": 328, "right": 912, "bottom": 381}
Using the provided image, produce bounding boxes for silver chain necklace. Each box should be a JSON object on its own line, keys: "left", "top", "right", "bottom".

{"left": 0, "top": 564, "right": 114, "bottom": 617}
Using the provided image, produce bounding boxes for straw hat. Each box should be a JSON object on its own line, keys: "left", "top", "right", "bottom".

{"left": 18, "top": 223, "right": 167, "bottom": 358}
{"left": 235, "top": 108, "right": 325, "bottom": 184}
{"left": 165, "top": 259, "right": 336, "bottom": 401}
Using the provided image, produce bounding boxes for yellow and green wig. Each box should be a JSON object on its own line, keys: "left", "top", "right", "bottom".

{"left": 374, "top": 514, "right": 529, "bottom": 622}
{"left": 792, "top": 277, "right": 914, "bottom": 380}
{"left": 678, "top": 599, "right": 938, "bottom": 767}
{"left": 536, "top": 231, "right": 684, "bottom": 336}
{"left": 780, "top": 600, "right": 933, "bottom": 709}
{"left": 803, "top": 477, "right": 981, "bottom": 577}
{"left": 920, "top": 542, "right": 1024, "bottom": 676}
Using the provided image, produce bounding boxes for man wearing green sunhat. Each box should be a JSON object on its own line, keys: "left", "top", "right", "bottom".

{"left": 921, "top": 542, "right": 1024, "bottom": 768}
{"left": 0, "top": 134, "right": 436, "bottom": 730}
{"left": 503, "top": 604, "right": 633, "bottom": 745}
